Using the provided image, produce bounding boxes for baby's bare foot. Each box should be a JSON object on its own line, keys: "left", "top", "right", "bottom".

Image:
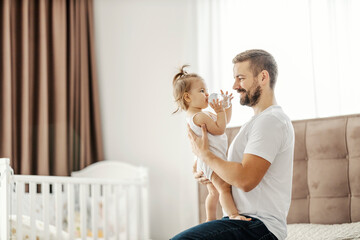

{"left": 229, "top": 214, "right": 252, "bottom": 221}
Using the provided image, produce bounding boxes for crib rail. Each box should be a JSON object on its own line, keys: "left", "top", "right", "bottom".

{"left": 0, "top": 158, "right": 150, "bottom": 240}
{"left": 13, "top": 174, "right": 144, "bottom": 185}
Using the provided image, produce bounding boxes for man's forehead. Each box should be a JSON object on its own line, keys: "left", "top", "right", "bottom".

{"left": 233, "top": 61, "right": 251, "bottom": 76}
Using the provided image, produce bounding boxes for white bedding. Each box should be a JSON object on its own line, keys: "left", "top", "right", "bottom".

{"left": 286, "top": 222, "right": 360, "bottom": 240}
{"left": 10, "top": 215, "right": 126, "bottom": 240}
{"left": 10, "top": 191, "right": 131, "bottom": 239}
{"left": 10, "top": 215, "right": 69, "bottom": 240}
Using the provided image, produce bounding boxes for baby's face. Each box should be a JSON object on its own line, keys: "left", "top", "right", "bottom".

{"left": 188, "top": 79, "right": 209, "bottom": 109}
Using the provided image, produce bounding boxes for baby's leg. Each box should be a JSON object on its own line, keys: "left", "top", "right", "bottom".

{"left": 205, "top": 182, "right": 219, "bottom": 222}
{"left": 211, "top": 172, "right": 250, "bottom": 220}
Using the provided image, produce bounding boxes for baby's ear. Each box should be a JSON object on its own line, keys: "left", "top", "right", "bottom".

{"left": 183, "top": 92, "right": 191, "bottom": 103}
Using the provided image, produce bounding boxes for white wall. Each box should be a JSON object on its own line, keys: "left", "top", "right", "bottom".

{"left": 93, "top": 0, "right": 199, "bottom": 239}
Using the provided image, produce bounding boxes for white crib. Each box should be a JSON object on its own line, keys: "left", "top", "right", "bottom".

{"left": 0, "top": 158, "right": 150, "bottom": 240}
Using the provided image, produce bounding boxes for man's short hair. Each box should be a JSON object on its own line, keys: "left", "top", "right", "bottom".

{"left": 233, "top": 49, "right": 278, "bottom": 89}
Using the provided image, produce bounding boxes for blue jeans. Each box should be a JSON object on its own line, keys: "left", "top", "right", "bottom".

{"left": 171, "top": 216, "right": 278, "bottom": 240}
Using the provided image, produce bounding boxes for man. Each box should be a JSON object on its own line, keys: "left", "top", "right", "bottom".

{"left": 171, "top": 49, "right": 294, "bottom": 240}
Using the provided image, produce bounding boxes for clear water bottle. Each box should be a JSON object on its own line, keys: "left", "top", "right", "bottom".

{"left": 208, "top": 93, "right": 231, "bottom": 109}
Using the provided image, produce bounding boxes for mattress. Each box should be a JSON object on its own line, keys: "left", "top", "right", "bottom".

{"left": 286, "top": 222, "right": 360, "bottom": 240}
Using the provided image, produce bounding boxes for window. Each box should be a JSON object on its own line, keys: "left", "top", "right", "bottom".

{"left": 196, "top": 0, "right": 360, "bottom": 126}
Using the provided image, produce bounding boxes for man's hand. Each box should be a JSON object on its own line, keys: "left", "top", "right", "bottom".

{"left": 192, "top": 160, "right": 211, "bottom": 184}
{"left": 187, "top": 124, "right": 209, "bottom": 159}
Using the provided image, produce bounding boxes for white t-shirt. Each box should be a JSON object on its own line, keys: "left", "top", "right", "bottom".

{"left": 226, "top": 105, "right": 294, "bottom": 240}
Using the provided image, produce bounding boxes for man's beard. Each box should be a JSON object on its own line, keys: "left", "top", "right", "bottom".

{"left": 239, "top": 83, "right": 262, "bottom": 107}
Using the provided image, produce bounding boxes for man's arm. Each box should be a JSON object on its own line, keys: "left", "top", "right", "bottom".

{"left": 200, "top": 150, "right": 270, "bottom": 192}
{"left": 188, "top": 124, "right": 270, "bottom": 192}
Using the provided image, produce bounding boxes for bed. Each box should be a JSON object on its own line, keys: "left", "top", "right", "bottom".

{"left": 0, "top": 159, "right": 150, "bottom": 240}
{"left": 198, "top": 113, "right": 360, "bottom": 240}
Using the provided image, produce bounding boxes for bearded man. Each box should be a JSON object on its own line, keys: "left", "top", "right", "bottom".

{"left": 171, "top": 49, "right": 295, "bottom": 240}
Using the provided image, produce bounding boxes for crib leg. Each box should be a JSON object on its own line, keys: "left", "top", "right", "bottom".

{"left": 0, "top": 158, "right": 13, "bottom": 240}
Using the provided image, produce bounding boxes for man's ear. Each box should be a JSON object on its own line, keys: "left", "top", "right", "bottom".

{"left": 259, "top": 70, "right": 270, "bottom": 86}
{"left": 183, "top": 92, "right": 191, "bottom": 103}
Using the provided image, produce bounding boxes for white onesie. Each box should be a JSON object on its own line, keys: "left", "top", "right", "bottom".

{"left": 187, "top": 112, "right": 228, "bottom": 180}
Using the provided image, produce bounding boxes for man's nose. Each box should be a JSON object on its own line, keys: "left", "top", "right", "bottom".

{"left": 233, "top": 80, "right": 239, "bottom": 90}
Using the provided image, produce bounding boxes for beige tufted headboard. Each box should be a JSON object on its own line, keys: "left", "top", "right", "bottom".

{"left": 198, "top": 114, "right": 360, "bottom": 224}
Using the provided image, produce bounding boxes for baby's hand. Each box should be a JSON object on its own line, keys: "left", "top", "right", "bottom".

{"left": 220, "top": 90, "right": 234, "bottom": 108}
{"left": 210, "top": 99, "right": 225, "bottom": 113}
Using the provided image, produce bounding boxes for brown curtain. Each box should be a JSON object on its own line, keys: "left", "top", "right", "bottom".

{"left": 0, "top": 0, "right": 104, "bottom": 176}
